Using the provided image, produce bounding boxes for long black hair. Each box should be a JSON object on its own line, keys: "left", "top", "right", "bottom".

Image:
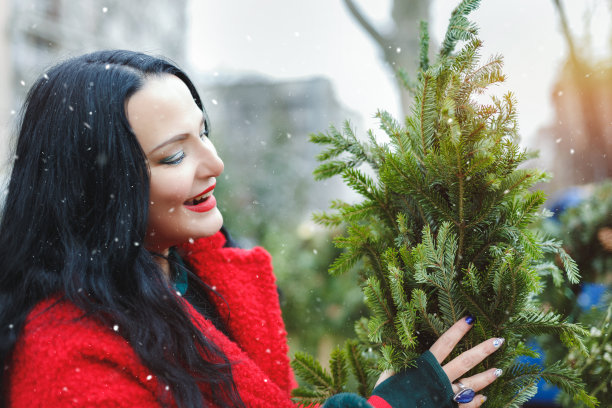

{"left": 0, "top": 50, "right": 244, "bottom": 407}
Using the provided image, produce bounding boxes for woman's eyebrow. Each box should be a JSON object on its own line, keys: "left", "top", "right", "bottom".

{"left": 149, "top": 134, "right": 189, "bottom": 154}
{"left": 149, "top": 117, "right": 205, "bottom": 154}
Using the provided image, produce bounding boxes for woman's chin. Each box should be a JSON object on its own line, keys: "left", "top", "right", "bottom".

{"left": 145, "top": 209, "right": 224, "bottom": 250}
{"left": 187, "top": 209, "right": 224, "bottom": 240}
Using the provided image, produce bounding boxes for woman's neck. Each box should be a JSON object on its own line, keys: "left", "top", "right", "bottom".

{"left": 152, "top": 248, "right": 171, "bottom": 281}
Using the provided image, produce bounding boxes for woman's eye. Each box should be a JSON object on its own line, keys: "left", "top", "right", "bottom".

{"left": 160, "top": 151, "right": 185, "bottom": 165}
{"left": 199, "top": 128, "right": 208, "bottom": 140}
{"left": 200, "top": 115, "right": 210, "bottom": 139}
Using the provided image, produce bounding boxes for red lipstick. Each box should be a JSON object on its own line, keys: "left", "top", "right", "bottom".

{"left": 184, "top": 184, "right": 217, "bottom": 213}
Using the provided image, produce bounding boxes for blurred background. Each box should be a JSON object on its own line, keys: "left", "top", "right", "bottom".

{"left": 1, "top": 1, "right": 611, "bottom": 406}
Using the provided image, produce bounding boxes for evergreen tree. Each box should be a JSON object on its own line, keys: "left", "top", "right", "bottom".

{"left": 291, "top": 1, "right": 597, "bottom": 406}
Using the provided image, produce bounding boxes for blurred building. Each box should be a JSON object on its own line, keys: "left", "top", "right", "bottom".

{"left": 1, "top": 0, "right": 188, "bottom": 166}
{"left": 0, "top": 0, "right": 360, "bottom": 232}
{"left": 197, "top": 75, "right": 361, "bottom": 244}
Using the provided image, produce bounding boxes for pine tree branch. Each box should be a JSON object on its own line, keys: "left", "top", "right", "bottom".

{"left": 418, "top": 73, "right": 435, "bottom": 153}
{"left": 291, "top": 352, "right": 333, "bottom": 389}
{"left": 330, "top": 346, "right": 348, "bottom": 392}
{"left": 345, "top": 340, "right": 372, "bottom": 397}
{"left": 384, "top": 156, "right": 458, "bottom": 225}
{"left": 458, "top": 285, "right": 496, "bottom": 328}
{"left": 456, "top": 144, "right": 466, "bottom": 270}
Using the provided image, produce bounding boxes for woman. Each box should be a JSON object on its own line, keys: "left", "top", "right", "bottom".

{"left": 0, "top": 51, "right": 501, "bottom": 407}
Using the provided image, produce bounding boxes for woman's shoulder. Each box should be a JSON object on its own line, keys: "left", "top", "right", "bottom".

{"left": 7, "top": 297, "right": 160, "bottom": 407}
{"left": 17, "top": 297, "right": 127, "bottom": 354}
{"left": 179, "top": 231, "right": 274, "bottom": 282}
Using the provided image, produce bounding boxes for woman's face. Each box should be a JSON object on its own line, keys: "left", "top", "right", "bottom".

{"left": 126, "top": 74, "right": 224, "bottom": 253}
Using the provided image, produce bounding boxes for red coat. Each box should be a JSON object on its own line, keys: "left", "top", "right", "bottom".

{"left": 7, "top": 232, "right": 297, "bottom": 407}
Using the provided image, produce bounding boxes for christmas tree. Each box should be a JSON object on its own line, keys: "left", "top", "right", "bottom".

{"left": 291, "top": 1, "right": 597, "bottom": 406}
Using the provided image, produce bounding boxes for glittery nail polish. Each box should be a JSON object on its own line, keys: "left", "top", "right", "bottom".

{"left": 494, "top": 368, "right": 503, "bottom": 377}
{"left": 465, "top": 315, "right": 475, "bottom": 325}
{"left": 493, "top": 338, "right": 505, "bottom": 348}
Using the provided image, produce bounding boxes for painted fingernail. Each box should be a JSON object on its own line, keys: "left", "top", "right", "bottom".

{"left": 465, "top": 315, "right": 475, "bottom": 325}
{"left": 480, "top": 396, "right": 487, "bottom": 405}
{"left": 493, "top": 338, "right": 505, "bottom": 347}
{"left": 494, "top": 368, "right": 503, "bottom": 377}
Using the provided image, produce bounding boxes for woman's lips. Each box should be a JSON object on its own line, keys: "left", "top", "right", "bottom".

{"left": 184, "top": 195, "right": 216, "bottom": 213}
{"left": 184, "top": 184, "right": 217, "bottom": 213}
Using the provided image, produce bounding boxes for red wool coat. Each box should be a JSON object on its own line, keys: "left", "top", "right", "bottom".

{"left": 7, "top": 232, "right": 297, "bottom": 407}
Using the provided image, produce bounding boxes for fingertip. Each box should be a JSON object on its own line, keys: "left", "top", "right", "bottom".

{"left": 478, "top": 395, "right": 487, "bottom": 406}
{"left": 465, "top": 315, "right": 475, "bottom": 325}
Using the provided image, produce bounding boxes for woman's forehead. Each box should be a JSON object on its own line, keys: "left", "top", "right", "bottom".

{"left": 126, "top": 75, "right": 202, "bottom": 150}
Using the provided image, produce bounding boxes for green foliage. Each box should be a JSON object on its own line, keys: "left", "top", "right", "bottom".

{"left": 534, "top": 180, "right": 612, "bottom": 406}
{"left": 292, "top": 0, "right": 594, "bottom": 406}
{"left": 558, "top": 302, "right": 612, "bottom": 407}
{"left": 291, "top": 340, "right": 376, "bottom": 406}
{"left": 540, "top": 181, "right": 612, "bottom": 286}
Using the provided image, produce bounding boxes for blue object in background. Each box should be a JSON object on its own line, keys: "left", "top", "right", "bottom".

{"left": 522, "top": 282, "right": 608, "bottom": 407}
{"left": 548, "top": 186, "right": 591, "bottom": 221}
{"left": 519, "top": 340, "right": 561, "bottom": 407}
{"left": 577, "top": 283, "right": 607, "bottom": 311}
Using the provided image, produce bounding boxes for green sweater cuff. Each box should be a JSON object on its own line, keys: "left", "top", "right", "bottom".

{"left": 371, "top": 350, "right": 456, "bottom": 408}
{"left": 323, "top": 393, "right": 373, "bottom": 408}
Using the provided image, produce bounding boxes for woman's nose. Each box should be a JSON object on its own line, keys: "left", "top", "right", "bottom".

{"left": 196, "top": 139, "right": 224, "bottom": 177}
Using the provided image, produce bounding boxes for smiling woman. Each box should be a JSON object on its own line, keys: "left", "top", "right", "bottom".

{"left": 127, "top": 75, "right": 224, "bottom": 259}
{"left": 0, "top": 50, "right": 500, "bottom": 408}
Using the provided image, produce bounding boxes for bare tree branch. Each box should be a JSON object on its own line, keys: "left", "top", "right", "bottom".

{"left": 552, "top": 0, "right": 581, "bottom": 69}
{"left": 343, "top": 0, "right": 390, "bottom": 54}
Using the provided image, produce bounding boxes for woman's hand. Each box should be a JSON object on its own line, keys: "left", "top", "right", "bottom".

{"left": 374, "top": 316, "right": 502, "bottom": 407}
{"left": 429, "top": 316, "right": 503, "bottom": 407}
